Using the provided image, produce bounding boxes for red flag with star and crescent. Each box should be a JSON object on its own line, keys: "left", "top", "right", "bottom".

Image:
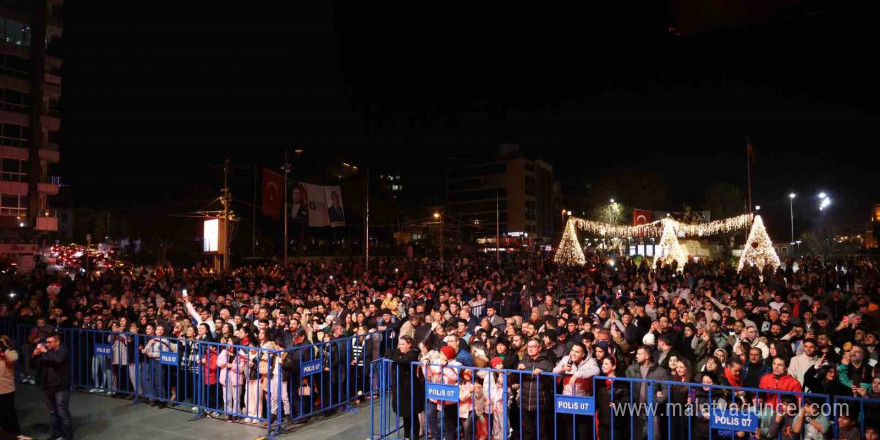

{"left": 633, "top": 209, "right": 652, "bottom": 226}
{"left": 261, "top": 168, "right": 284, "bottom": 218}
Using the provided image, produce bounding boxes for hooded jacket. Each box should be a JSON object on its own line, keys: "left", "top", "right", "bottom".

{"left": 552, "top": 354, "right": 600, "bottom": 396}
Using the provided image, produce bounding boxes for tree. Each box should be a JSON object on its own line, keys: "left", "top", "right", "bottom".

{"left": 585, "top": 171, "right": 669, "bottom": 214}
{"left": 703, "top": 182, "right": 746, "bottom": 221}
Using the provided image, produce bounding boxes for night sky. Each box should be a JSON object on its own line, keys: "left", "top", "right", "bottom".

{"left": 59, "top": 1, "right": 879, "bottom": 238}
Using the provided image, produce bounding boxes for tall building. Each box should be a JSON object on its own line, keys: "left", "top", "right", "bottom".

{"left": 0, "top": 0, "right": 62, "bottom": 240}
{"left": 446, "top": 145, "right": 556, "bottom": 240}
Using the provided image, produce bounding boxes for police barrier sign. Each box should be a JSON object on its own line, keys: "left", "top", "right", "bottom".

{"left": 426, "top": 383, "right": 459, "bottom": 402}
{"left": 302, "top": 359, "right": 322, "bottom": 377}
{"left": 710, "top": 409, "right": 759, "bottom": 431}
{"left": 159, "top": 352, "right": 178, "bottom": 366}
{"left": 555, "top": 395, "right": 596, "bottom": 415}
{"left": 94, "top": 344, "right": 112, "bottom": 357}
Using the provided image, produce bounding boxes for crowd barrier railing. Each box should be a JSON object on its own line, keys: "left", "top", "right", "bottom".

{"left": 370, "top": 358, "right": 880, "bottom": 440}
{"left": 0, "top": 320, "right": 395, "bottom": 439}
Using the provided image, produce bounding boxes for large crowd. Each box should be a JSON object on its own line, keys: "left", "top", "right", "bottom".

{"left": 1, "top": 250, "right": 880, "bottom": 440}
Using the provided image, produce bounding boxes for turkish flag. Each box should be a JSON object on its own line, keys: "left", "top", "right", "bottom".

{"left": 633, "top": 209, "right": 652, "bottom": 225}
{"left": 261, "top": 168, "right": 284, "bottom": 218}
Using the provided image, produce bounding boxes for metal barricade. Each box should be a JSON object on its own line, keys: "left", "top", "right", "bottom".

{"left": 0, "top": 319, "right": 395, "bottom": 439}
{"left": 370, "top": 358, "right": 867, "bottom": 440}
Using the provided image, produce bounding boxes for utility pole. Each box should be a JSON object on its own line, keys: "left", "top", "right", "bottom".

{"left": 252, "top": 162, "right": 257, "bottom": 256}
{"left": 222, "top": 159, "right": 231, "bottom": 272}
{"left": 365, "top": 167, "right": 370, "bottom": 273}
{"left": 283, "top": 150, "right": 289, "bottom": 267}
{"left": 496, "top": 191, "right": 500, "bottom": 265}
{"left": 439, "top": 213, "right": 444, "bottom": 269}
{"left": 85, "top": 234, "right": 91, "bottom": 276}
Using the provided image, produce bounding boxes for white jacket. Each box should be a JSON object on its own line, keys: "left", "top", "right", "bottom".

{"left": 552, "top": 355, "right": 600, "bottom": 396}
{"left": 788, "top": 353, "right": 820, "bottom": 386}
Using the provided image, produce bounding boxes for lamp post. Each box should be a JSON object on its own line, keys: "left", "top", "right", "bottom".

{"left": 818, "top": 192, "right": 831, "bottom": 264}
{"left": 789, "top": 193, "right": 796, "bottom": 253}
{"left": 434, "top": 211, "right": 443, "bottom": 269}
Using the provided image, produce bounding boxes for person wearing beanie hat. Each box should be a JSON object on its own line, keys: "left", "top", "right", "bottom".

{"left": 490, "top": 356, "right": 504, "bottom": 369}
{"left": 440, "top": 345, "right": 457, "bottom": 361}
{"left": 377, "top": 308, "right": 400, "bottom": 333}
{"left": 425, "top": 344, "right": 461, "bottom": 440}
{"left": 494, "top": 337, "right": 520, "bottom": 370}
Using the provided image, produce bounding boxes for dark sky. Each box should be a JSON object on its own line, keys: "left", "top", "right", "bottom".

{"left": 60, "top": 1, "right": 879, "bottom": 237}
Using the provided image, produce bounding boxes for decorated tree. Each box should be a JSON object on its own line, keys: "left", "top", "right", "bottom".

{"left": 554, "top": 218, "right": 586, "bottom": 266}
{"left": 737, "top": 215, "right": 780, "bottom": 272}
{"left": 655, "top": 219, "right": 688, "bottom": 267}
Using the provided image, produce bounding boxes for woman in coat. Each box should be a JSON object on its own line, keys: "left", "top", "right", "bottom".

{"left": 595, "top": 356, "right": 629, "bottom": 440}
{"left": 387, "top": 335, "right": 424, "bottom": 440}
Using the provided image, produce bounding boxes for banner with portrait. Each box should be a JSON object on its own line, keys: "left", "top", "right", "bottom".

{"left": 324, "top": 185, "right": 345, "bottom": 227}
{"left": 290, "top": 182, "right": 309, "bottom": 224}
{"left": 305, "top": 183, "right": 330, "bottom": 227}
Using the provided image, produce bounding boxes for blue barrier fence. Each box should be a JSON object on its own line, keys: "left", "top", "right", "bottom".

{"left": 0, "top": 320, "right": 394, "bottom": 439}
{"left": 370, "top": 358, "right": 880, "bottom": 440}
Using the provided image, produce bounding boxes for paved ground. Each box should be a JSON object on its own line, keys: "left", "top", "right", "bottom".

{"left": 14, "top": 385, "right": 376, "bottom": 440}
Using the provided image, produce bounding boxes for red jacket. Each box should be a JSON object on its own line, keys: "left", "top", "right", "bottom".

{"left": 202, "top": 350, "right": 218, "bottom": 385}
{"left": 758, "top": 373, "right": 802, "bottom": 407}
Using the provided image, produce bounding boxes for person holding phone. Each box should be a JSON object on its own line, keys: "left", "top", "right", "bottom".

{"left": 29, "top": 332, "right": 72, "bottom": 440}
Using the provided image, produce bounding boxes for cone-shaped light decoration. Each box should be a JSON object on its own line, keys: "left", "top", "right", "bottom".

{"left": 655, "top": 218, "right": 688, "bottom": 267}
{"left": 737, "top": 214, "right": 781, "bottom": 272}
{"left": 554, "top": 218, "right": 586, "bottom": 266}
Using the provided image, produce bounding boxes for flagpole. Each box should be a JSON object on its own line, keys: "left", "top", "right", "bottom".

{"left": 253, "top": 162, "right": 257, "bottom": 256}
{"left": 283, "top": 150, "right": 288, "bottom": 267}
{"left": 746, "top": 136, "right": 753, "bottom": 217}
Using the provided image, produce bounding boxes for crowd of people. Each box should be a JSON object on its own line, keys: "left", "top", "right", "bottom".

{"left": 0, "top": 250, "right": 879, "bottom": 440}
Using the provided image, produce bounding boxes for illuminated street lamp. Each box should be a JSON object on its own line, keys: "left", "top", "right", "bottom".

{"left": 789, "top": 193, "right": 796, "bottom": 247}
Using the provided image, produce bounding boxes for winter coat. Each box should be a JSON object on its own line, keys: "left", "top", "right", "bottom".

{"left": 387, "top": 347, "right": 424, "bottom": 416}
{"left": 552, "top": 354, "right": 600, "bottom": 396}
{"left": 596, "top": 377, "right": 630, "bottom": 440}
{"left": 517, "top": 352, "right": 554, "bottom": 412}
{"left": 758, "top": 373, "right": 802, "bottom": 407}
{"left": 202, "top": 349, "right": 218, "bottom": 385}
{"left": 624, "top": 362, "right": 670, "bottom": 405}
{"left": 30, "top": 345, "right": 70, "bottom": 391}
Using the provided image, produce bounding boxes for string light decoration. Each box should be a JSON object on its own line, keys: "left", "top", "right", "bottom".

{"left": 655, "top": 220, "right": 689, "bottom": 267}
{"left": 570, "top": 213, "right": 752, "bottom": 238}
{"left": 554, "top": 218, "right": 586, "bottom": 266}
{"left": 737, "top": 214, "right": 780, "bottom": 272}
{"left": 556, "top": 213, "right": 756, "bottom": 266}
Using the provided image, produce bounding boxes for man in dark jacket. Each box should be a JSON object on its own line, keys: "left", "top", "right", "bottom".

{"left": 741, "top": 347, "right": 771, "bottom": 389}
{"left": 30, "top": 332, "right": 72, "bottom": 440}
{"left": 518, "top": 338, "right": 554, "bottom": 440}
{"left": 625, "top": 346, "right": 670, "bottom": 440}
